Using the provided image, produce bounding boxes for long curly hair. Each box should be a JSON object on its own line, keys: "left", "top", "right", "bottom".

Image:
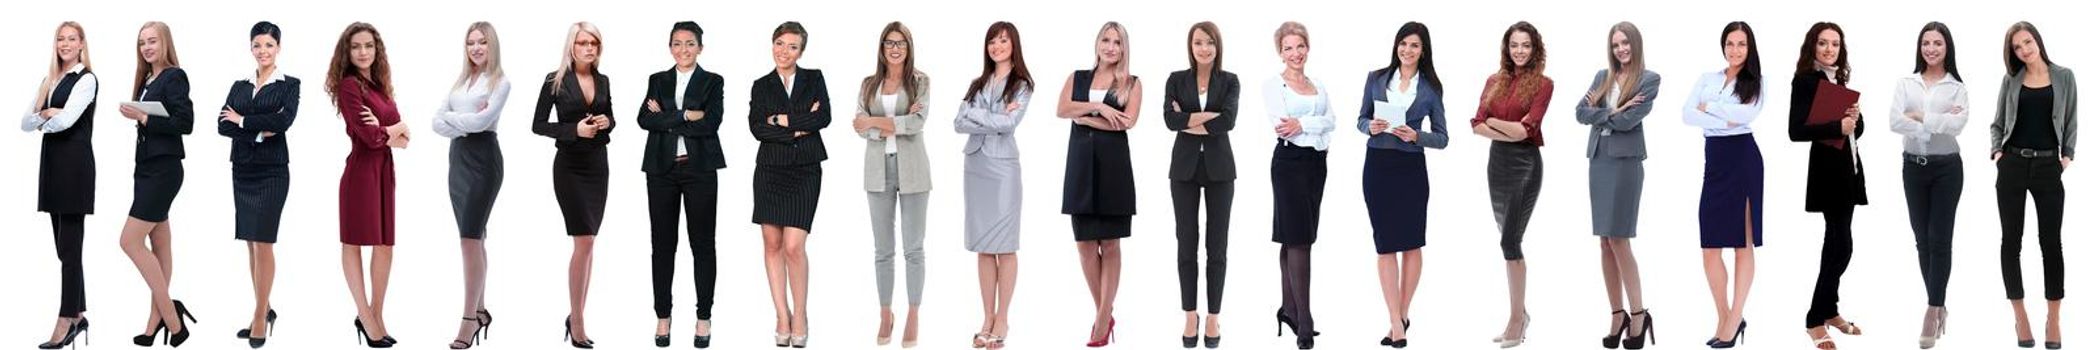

{"left": 1485, "top": 21, "right": 1546, "bottom": 104}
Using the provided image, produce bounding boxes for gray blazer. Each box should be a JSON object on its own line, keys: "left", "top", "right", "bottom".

{"left": 1991, "top": 64, "right": 2078, "bottom": 159}
{"left": 1573, "top": 69, "right": 1661, "bottom": 160}
{"left": 859, "top": 72, "right": 933, "bottom": 193}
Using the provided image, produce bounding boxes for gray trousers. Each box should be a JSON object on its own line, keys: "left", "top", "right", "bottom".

{"left": 869, "top": 155, "right": 928, "bottom": 306}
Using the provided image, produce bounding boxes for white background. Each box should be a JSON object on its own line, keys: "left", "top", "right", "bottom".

{"left": 1, "top": 0, "right": 2087, "bottom": 349}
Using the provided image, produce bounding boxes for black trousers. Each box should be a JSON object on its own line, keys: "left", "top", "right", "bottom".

{"left": 1902, "top": 154, "right": 1962, "bottom": 306}
{"left": 1806, "top": 205, "right": 1855, "bottom": 328}
{"left": 649, "top": 160, "right": 720, "bottom": 320}
{"left": 52, "top": 213, "right": 86, "bottom": 317}
{"left": 1997, "top": 154, "right": 2066, "bottom": 301}
{"left": 1172, "top": 161, "right": 1232, "bottom": 314}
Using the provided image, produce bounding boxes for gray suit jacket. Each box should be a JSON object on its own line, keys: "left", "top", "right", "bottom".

{"left": 1991, "top": 64, "right": 2078, "bottom": 159}
{"left": 1573, "top": 69, "right": 1661, "bottom": 160}
{"left": 859, "top": 71, "right": 933, "bottom": 193}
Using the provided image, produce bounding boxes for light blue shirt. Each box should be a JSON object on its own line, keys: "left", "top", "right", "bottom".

{"left": 1682, "top": 71, "right": 1763, "bottom": 137}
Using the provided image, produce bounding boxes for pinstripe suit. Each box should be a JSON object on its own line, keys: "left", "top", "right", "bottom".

{"left": 219, "top": 73, "right": 299, "bottom": 243}
{"left": 748, "top": 67, "right": 830, "bottom": 230}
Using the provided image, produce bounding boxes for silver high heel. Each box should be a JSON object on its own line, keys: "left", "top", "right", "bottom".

{"left": 1494, "top": 311, "right": 1531, "bottom": 348}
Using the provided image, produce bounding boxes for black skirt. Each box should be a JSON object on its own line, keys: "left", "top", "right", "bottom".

{"left": 1063, "top": 125, "right": 1137, "bottom": 241}
{"left": 129, "top": 157, "right": 184, "bottom": 222}
{"left": 1269, "top": 144, "right": 1327, "bottom": 245}
{"left": 752, "top": 163, "right": 823, "bottom": 230}
{"left": 551, "top": 146, "right": 609, "bottom": 236}
{"left": 232, "top": 164, "right": 289, "bottom": 243}
{"left": 449, "top": 132, "right": 504, "bottom": 239}
{"left": 1364, "top": 147, "right": 1429, "bottom": 253}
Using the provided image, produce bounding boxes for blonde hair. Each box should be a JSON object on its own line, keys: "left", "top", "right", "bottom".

{"left": 452, "top": 22, "right": 506, "bottom": 92}
{"left": 1273, "top": 21, "right": 1308, "bottom": 53}
{"left": 552, "top": 21, "right": 602, "bottom": 95}
{"left": 38, "top": 22, "right": 92, "bottom": 107}
{"left": 1589, "top": 22, "right": 1645, "bottom": 106}
{"left": 1094, "top": 22, "right": 1134, "bottom": 104}
{"left": 132, "top": 21, "right": 181, "bottom": 100}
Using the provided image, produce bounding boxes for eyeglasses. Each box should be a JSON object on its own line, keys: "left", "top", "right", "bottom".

{"left": 882, "top": 40, "right": 909, "bottom": 49}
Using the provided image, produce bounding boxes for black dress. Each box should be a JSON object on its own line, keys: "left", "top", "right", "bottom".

{"left": 532, "top": 71, "right": 615, "bottom": 236}
{"left": 747, "top": 68, "right": 831, "bottom": 231}
{"left": 36, "top": 70, "right": 97, "bottom": 215}
{"left": 130, "top": 68, "right": 193, "bottom": 223}
{"left": 219, "top": 75, "right": 300, "bottom": 243}
{"left": 1062, "top": 70, "right": 1139, "bottom": 241}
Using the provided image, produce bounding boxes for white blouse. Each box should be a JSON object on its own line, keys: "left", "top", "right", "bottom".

{"left": 434, "top": 73, "right": 513, "bottom": 138}
{"left": 1887, "top": 73, "right": 1970, "bottom": 155}
{"left": 1263, "top": 74, "right": 1336, "bottom": 151}
{"left": 1681, "top": 71, "right": 1764, "bottom": 137}
{"left": 21, "top": 64, "right": 95, "bottom": 133}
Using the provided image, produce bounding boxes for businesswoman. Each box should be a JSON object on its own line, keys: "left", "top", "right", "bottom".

{"left": 957, "top": 21, "right": 1032, "bottom": 350}
{"left": 639, "top": 21, "right": 725, "bottom": 349}
{"left": 435, "top": 21, "right": 509, "bottom": 350}
{"left": 1471, "top": 21, "right": 1552, "bottom": 349}
{"left": 1683, "top": 22, "right": 1768, "bottom": 349}
{"left": 329, "top": 22, "right": 406, "bottom": 348}
{"left": 749, "top": 21, "right": 830, "bottom": 348}
{"left": 1358, "top": 21, "right": 1445, "bottom": 350}
{"left": 1268, "top": 22, "right": 1333, "bottom": 350}
{"left": 1684, "top": 21, "right": 1766, "bottom": 349}
{"left": 1889, "top": 22, "right": 1967, "bottom": 349}
{"left": 220, "top": 21, "right": 298, "bottom": 349}
{"left": 532, "top": 21, "right": 615, "bottom": 349}
{"left": 118, "top": 21, "right": 197, "bottom": 348}
{"left": 1163, "top": 21, "right": 1237, "bottom": 349}
{"left": 25, "top": 21, "right": 96, "bottom": 350}
{"left": 1057, "top": 21, "right": 1142, "bottom": 348}
{"left": 853, "top": 21, "right": 931, "bottom": 348}
{"left": 1788, "top": 22, "right": 1868, "bottom": 350}
{"left": 1574, "top": 22, "right": 1660, "bottom": 350}
{"left": 1994, "top": 21, "right": 2075, "bottom": 350}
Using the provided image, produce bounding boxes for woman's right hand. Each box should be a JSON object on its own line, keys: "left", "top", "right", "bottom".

{"left": 1275, "top": 117, "right": 1302, "bottom": 138}
{"left": 575, "top": 119, "right": 598, "bottom": 138}
{"left": 359, "top": 106, "right": 380, "bottom": 126}
{"left": 1368, "top": 119, "right": 1391, "bottom": 135}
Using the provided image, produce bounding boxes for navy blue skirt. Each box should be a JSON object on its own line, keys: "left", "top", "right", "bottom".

{"left": 1364, "top": 147, "right": 1428, "bottom": 253}
{"left": 1699, "top": 134, "right": 1765, "bottom": 248}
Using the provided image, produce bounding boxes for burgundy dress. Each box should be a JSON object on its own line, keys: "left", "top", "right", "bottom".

{"left": 336, "top": 77, "right": 399, "bottom": 246}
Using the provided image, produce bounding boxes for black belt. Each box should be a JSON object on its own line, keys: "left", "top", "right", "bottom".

{"left": 2003, "top": 146, "right": 2059, "bottom": 158}
{"left": 1903, "top": 153, "right": 1958, "bottom": 165}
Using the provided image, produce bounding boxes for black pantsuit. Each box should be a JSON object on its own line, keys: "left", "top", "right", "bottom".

{"left": 641, "top": 65, "right": 729, "bottom": 320}
{"left": 31, "top": 69, "right": 97, "bottom": 317}
{"left": 1164, "top": 69, "right": 1238, "bottom": 314}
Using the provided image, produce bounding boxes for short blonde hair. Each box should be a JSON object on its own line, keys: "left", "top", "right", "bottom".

{"left": 1274, "top": 21, "right": 1308, "bottom": 53}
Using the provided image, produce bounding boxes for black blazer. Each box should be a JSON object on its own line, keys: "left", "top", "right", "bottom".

{"left": 1162, "top": 69, "right": 1239, "bottom": 182}
{"left": 533, "top": 71, "right": 617, "bottom": 149}
{"left": 134, "top": 67, "right": 193, "bottom": 162}
{"left": 639, "top": 66, "right": 728, "bottom": 173}
{"left": 218, "top": 76, "right": 301, "bottom": 166}
{"left": 37, "top": 70, "right": 97, "bottom": 214}
{"left": 1787, "top": 72, "right": 1868, "bottom": 212}
{"left": 747, "top": 67, "right": 831, "bottom": 166}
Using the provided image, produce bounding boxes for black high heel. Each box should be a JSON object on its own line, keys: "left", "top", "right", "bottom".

{"left": 696, "top": 319, "right": 713, "bottom": 349}
{"left": 1602, "top": 309, "right": 1629, "bottom": 349}
{"left": 476, "top": 310, "right": 493, "bottom": 341}
{"left": 1381, "top": 318, "right": 1412, "bottom": 348}
{"left": 1709, "top": 319, "right": 1746, "bottom": 349}
{"left": 565, "top": 316, "right": 594, "bottom": 349}
{"left": 166, "top": 300, "right": 196, "bottom": 347}
{"left": 1274, "top": 308, "right": 1320, "bottom": 338}
{"left": 355, "top": 318, "right": 395, "bottom": 348}
{"left": 237, "top": 309, "right": 279, "bottom": 347}
{"left": 37, "top": 317, "right": 89, "bottom": 350}
{"left": 451, "top": 317, "right": 485, "bottom": 349}
{"left": 1623, "top": 310, "right": 1655, "bottom": 350}
{"left": 133, "top": 320, "right": 166, "bottom": 346}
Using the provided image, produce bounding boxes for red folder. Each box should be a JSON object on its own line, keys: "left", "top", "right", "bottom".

{"left": 1808, "top": 80, "right": 1860, "bottom": 149}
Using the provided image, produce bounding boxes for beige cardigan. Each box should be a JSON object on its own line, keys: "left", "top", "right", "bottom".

{"left": 859, "top": 71, "right": 933, "bottom": 193}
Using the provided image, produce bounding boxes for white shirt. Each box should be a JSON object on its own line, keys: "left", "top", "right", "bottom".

{"left": 1887, "top": 73, "right": 1970, "bottom": 155}
{"left": 880, "top": 93, "right": 900, "bottom": 154}
{"left": 781, "top": 73, "right": 795, "bottom": 99}
{"left": 1263, "top": 75, "right": 1335, "bottom": 151}
{"left": 1385, "top": 73, "right": 1419, "bottom": 120}
{"left": 434, "top": 72, "right": 513, "bottom": 138}
{"left": 1682, "top": 71, "right": 1764, "bottom": 137}
{"left": 673, "top": 68, "right": 695, "bottom": 156}
{"left": 21, "top": 63, "right": 95, "bottom": 133}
